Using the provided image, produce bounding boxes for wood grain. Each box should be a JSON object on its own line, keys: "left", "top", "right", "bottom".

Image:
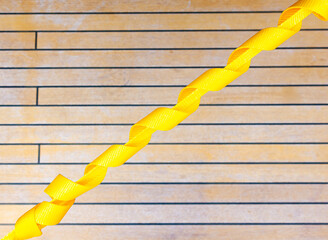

{"left": 2, "top": 184, "right": 328, "bottom": 203}
{"left": 37, "top": 86, "right": 328, "bottom": 105}
{"left": 40, "top": 144, "right": 328, "bottom": 163}
{"left": 0, "top": 33, "right": 35, "bottom": 49}
{"left": 37, "top": 31, "right": 328, "bottom": 49}
{"left": 0, "top": 14, "right": 326, "bottom": 31}
{"left": 1, "top": 125, "right": 328, "bottom": 143}
{"left": 0, "top": 106, "right": 328, "bottom": 124}
{"left": 0, "top": 0, "right": 297, "bottom": 12}
{"left": 1, "top": 225, "right": 328, "bottom": 240}
{"left": 1, "top": 164, "right": 328, "bottom": 183}
{"left": 2, "top": 204, "right": 328, "bottom": 224}
{"left": 1, "top": 0, "right": 328, "bottom": 239}
{"left": 0, "top": 145, "right": 38, "bottom": 163}
{"left": 0, "top": 49, "right": 326, "bottom": 67}
{"left": 0, "top": 68, "right": 327, "bottom": 86}
{"left": 0, "top": 88, "right": 36, "bottom": 105}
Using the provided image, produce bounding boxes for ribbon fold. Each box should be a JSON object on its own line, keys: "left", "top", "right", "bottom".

{"left": 2, "top": 0, "right": 328, "bottom": 239}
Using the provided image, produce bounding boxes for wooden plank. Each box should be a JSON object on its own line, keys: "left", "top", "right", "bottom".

{"left": 0, "top": 14, "right": 325, "bottom": 31}
{"left": 1, "top": 125, "right": 328, "bottom": 143}
{"left": 0, "top": 88, "right": 36, "bottom": 105}
{"left": 0, "top": 164, "right": 327, "bottom": 183}
{"left": 38, "top": 87, "right": 328, "bottom": 105}
{"left": 1, "top": 0, "right": 327, "bottom": 238}
{"left": 37, "top": 31, "right": 328, "bottom": 49}
{"left": 2, "top": 204, "right": 328, "bottom": 224}
{"left": 0, "top": 0, "right": 296, "bottom": 12}
{"left": 0, "top": 68, "right": 327, "bottom": 86}
{"left": 2, "top": 184, "right": 328, "bottom": 204}
{"left": 0, "top": 49, "right": 327, "bottom": 67}
{"left": 2, "top": 225, "right": 328, "bottom": 240}
{"left": 40, "top": 144, "right": 328, "bottom": 163}
{"left": 1, "top": 106, "right": 328, "bottom": 124}
{"left": 0, "top": 145, "right": 38, "bottom": 163}
{"left": 0, "top": 33, "right": 35, "bottom": 49}
{"left": 1, "top": 225, "right": 328, "bottom": 240}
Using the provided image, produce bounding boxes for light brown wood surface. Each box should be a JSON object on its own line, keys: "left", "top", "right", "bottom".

{"left": 0, "top": 14, "right": 326, "bottom": 31}
{"left": 1, "top": 225, "right": 328, "bottom": 240}
{"left": 0, "top": 68, "right": 328, "bottom": 86}
{"left": 0, "top": 0, "right": 300, "bottom": 12}
{"left": 0, "top": 106, "right": 328, "bottom": 124}
{"left": 37, "top": 31, "right": 328, "bottom": 49}
{"left": 0, "top": 0, "right": 328, "bottom": 239}
{"left": 0, "top": 49, "right": 327, "bottom": 67}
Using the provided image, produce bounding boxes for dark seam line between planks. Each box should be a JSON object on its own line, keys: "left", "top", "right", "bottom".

{"left": 1, "top": 123, "right": 328, "bottom": 126}
{"left": 35, "top": 87, "right": 38, "bottom": 105}
{"left": 2, "top": 85, "right": 328, "bottom": 88}
{"left": 35, "top": 31, "right": 38, "bottom": 49}
{"left": 2, "top": 104, "right": 328, "bottom": 107}
{"left": 2, "top": 142, "right": 328, "bottom": 146}
{"left": 2, "top": 223, "right": 328, "bottom": 226}
{"left": 0, "top": 11, "right": 284, "bottom": 15}
{"left": 2, "top": 162, "right": 328, "bottom": 166}
{"left": 0, "top": 47, "right": 327, "bottom": 51}
{"left": 0, "top": 66, "right": 327, "bottom": 69}
{"left": 2, "top": 182, "right": 328, "bottom": 186}
{"left": 53, "top": 223, "right": 328, "bottom": 226}
{"left": 2, "top": 202, "right": 328, "bottom": 205}
{"left": 0, "top": 29, "right": 327, "bottom": 33}
{"left": 37, "top": 144, "right": 40, "bottom": 164}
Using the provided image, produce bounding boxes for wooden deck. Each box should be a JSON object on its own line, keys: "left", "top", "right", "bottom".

{"left": 0, "top": 0, "right": 328, "bottom": 239}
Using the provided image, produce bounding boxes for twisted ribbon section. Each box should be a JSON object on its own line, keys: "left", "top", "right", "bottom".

{"left": 2, "top": 0, "right": 328, "bottom": 239}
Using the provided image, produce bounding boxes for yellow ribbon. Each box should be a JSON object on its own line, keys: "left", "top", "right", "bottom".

{"left": 2, "top": 0, "right": 328, "bottom": 239}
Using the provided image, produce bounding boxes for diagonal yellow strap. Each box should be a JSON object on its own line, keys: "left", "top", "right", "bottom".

{"left": 2, "top": 0, "right": 328, "bottom": 239}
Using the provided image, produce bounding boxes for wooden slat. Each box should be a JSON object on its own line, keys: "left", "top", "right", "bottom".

{"left": 0, "top": 164, "right": 327, "bottom": 183}
{"left": 2, "top": 225, "right": 328, "bottom": 240}
{"left": 0, "top": 88, "right": 36, "bottom": 105}
{"left": 37, "top": 31, "right": 328, "bottom": 49}
{"left": 0, "top": 0, "right": 327, "bottom": 239}
{"left": 0, "top": 0, "right": 296, "bottom": 12}
{"left": 0, "top": 33, "right": 35, "bottom": 49}
{"left": 1, "top": 106, "right": 328, "bottom": 124}
{"left": 2, "top": 184, "right": 328, "bottom": 203}
{"left": 2, "top": 204, "right": 328, "bottom": 224}
{"left": 0, "top": 68, "right": 327, "bottom": 86}
{"left": 0, "top": 49, "right": 327, "bottom": 67}
{"left": 38, "top": 205, "right": 328, "bottom": 223}
{"left": 0, "top": 145, "right": 37, "bottom": 163}
{"left": 1, "top": 125, "right": 328, "bottom": 143}
{"left": 38, "top": 87, "right": 328, "bottom": 105}
{"left": 40, "top": 144, "right": 328, "bottom": 163}
{"left": 1, "top": 225, "right": 328, "bottom": 240}
{"left": 0, "top": 14, "right": 325, "bottom": 31}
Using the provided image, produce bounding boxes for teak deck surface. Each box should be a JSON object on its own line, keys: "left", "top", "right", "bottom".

{"left": 0, "top": 0, "right": 328, "bottom": 239}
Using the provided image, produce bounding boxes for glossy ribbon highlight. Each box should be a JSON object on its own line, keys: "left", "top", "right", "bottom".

{"left": 2, "top": 0, "right": 328, "bottom": 239}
